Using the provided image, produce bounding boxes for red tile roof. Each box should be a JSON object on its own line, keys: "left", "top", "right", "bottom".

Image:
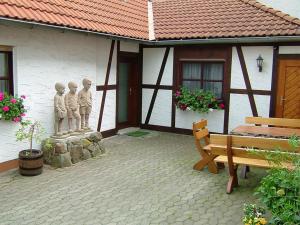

{"left": 0, "top": 0, "right": 299, "bottom": 41}
{"left": 0, "top": 0, "right": 149, "bottom": 39}
{"left": 152, "top": 0, "right": 300, "bottom": 40}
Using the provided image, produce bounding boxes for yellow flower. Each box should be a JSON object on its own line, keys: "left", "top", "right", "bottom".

{"left": 259, "top": 218, "right": 267, "bottom": 225}
{"left": 277, "top": 189, "right": 285, "bottom": 196}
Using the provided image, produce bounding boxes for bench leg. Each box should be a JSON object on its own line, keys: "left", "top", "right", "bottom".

{"left": 193, "top": 155, "right": 218, "bottom": 174}
{"left": 240, "top": 165, "right": 250, "bottom": 179}
{"left": 216, "top": 162, "right": 225, "bottom": 169}
{"left": 226, "top": 165, "right": 239, "bottom": 194}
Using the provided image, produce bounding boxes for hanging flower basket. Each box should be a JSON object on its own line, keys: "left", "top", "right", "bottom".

{"left": 174, "top": 87, "right": 225, "bottom": 113}
{"left": 0, "top": 92, "right": 26, "bottom": 122}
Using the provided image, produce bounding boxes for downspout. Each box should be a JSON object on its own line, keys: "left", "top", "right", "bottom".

{"left": 148, "top": 0, "right": 156, "bottom": 41}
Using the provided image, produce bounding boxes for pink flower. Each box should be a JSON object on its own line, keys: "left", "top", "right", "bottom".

{"left": 21, "top": 95, "right": 26, "bottom": 99}
{"left": 219, "top": 103, "right": 225, "bottom": 109}
{"left": 20, "top": 113, "right": 26, "bottom": 117}
{"left": 13, "top": 117, "right": 21, "bottom": 122}
{"left": 175, "top": 91, "right": 181, "bottom": 97}
{"left": 179, "top": 103, "right": 187, "bottom": 111}
{"left": 10, "top": 98, "right": 17, "bottom": 104}
{"left": 0, "top": 92, "right": 4, "bottom": 101}
{"left": 2, "top": 106, "right": 10, "bottom": 112}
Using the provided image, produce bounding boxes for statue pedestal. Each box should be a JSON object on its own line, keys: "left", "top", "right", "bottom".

{"left": 42, "top": 131, "right": 105, "bottom": 168}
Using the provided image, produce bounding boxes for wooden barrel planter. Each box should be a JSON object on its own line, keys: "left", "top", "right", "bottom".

{"left": 19, "top": 150, "right": 43, "bottom": 176}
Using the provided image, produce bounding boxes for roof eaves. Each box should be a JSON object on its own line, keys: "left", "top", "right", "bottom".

{"left": 0, "top": 16, "right": 149, "bottom": 42}
{"left": 240, "top": 0, "right": 300, "bottom": 26}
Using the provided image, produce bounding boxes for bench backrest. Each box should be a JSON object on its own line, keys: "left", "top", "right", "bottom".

{"left": 193, "top": 119, "right": 209, "bottom": 146}
{"left": 245, "top": 117, "right": 300, "bottom": 128}
{"left": 210, "top": 134, "right": 299, "bottom": 160}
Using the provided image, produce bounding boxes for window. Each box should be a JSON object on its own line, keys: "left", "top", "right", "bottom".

{"left": 0, "top": 51, "right": 13, "bottom": 95}
{"left": 181, "top": 62, "right": 224, "bottom": 99}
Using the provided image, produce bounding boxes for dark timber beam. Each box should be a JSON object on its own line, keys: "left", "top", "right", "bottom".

{"left": 269, "top": 46, "right": 279, "bottom": 117}
{"left": 236, "top": 46, "right": 258, "bottom": 117}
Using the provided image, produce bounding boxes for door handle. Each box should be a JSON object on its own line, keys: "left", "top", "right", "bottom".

{"left": 129, "top": 88, "right": 132, "bottom": 96}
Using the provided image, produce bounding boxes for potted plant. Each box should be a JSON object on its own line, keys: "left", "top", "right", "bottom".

{"left": 16, "top": 120, "right": 45, "bottom": 176}
{"left": 0, "top": 92, "right": 26, "bottom": 122}
{"left": 174, "top": 87, "right": 225, "bottom": 113}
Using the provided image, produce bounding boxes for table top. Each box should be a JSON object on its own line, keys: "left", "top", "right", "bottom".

{"left": 231, "top": 125, "right": 300, "bottom": 139}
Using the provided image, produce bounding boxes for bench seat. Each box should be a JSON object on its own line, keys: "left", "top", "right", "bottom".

{"left": 214, "top": 155, "right": 293, "bottom": 170}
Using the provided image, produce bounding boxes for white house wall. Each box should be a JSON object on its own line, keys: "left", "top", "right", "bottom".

{"left": 229, "top": 46, "right": 273, "bottom": 131}
{"left": 101, "top": 90, "right": 116, "bottom": 131}
{"left": 0, "top": 23, "right": 118, "bottom": 162}
{"left": 143, "top": 44, "right": 300, "bottom": 134}
{"left": 228, "top": 94, "right": 270, "bottom": 131}
{"left": 142, "top": 47, "right": 174, "bottom": 127}
{"left": 279, "top": 46, "right": 300, "bottom": 54}
{"left": 256, "top": 0, "right": 300, "bottom": 19}
{"left": 142, "top": 48, "right": 173, "bottom": 85}
{"left": 142, "top": 47, "right": 225, "bottom": 132}
{"left": 142, "top": 89, "right": 154, "bottom": 123}
{"left": 231, "top": 46, "right": 273, "bottom": 90}
{"left": 120, "top": 41, "right": 139, "bottom": 53}
{"left": 149, "top": 90, "right": 172, "bottom": 127}
{"left": 241, "top": 46, "right": 273, "bottom": 90}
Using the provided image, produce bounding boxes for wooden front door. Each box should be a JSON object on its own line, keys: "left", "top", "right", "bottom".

{"left": 117, "top": 53, "right": 139, "bottom": 128}
{"left": 275, "top": 59, "right": 300, "bottom": 119}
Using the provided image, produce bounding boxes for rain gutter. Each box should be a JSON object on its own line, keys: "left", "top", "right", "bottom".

{"left": 1, "top": 17, "right": 300, "bottom": 45}
{"left": 0, "top": 17, "right": 150, "bottom": 44}
{"left": 148, "top": 36, "right": 300, "bottom": 45}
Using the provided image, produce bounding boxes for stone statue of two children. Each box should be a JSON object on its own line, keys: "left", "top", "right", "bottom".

{"left": 54, "top": 78, "right": 92, "bottom": 137}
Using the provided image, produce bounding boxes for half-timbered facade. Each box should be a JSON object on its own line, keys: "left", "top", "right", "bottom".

{"left": 0, "top": 0, "right": 299, "bottom": 167}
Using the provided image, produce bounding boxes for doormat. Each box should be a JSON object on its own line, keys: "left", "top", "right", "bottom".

{"left": 126, "top": 130, "right": 150, "bottom": 137}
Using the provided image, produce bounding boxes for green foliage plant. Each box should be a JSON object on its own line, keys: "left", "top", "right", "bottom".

{"left": 16, "top": 120, "right": 45, "bottom": 155}
{"left": 254, "top": 136, "right": 300, "bottom": 225}
{"left": 174, "top": 87, "right": 224, "bottom": 113}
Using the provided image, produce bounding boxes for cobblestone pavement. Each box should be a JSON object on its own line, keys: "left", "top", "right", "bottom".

{"left": 0, "top": 131, "right": 265, "bottom": 225}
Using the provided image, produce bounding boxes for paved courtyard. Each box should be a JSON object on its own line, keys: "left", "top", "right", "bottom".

{"left": 0, "top": 131, "right": 265, "bottom": 225}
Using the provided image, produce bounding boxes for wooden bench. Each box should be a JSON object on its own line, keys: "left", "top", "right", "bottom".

{"left": 245, "top": 116, "right": 300, "bottom": 128}
{"left": 209, "top": 134, "right": 299, "bottom": 194}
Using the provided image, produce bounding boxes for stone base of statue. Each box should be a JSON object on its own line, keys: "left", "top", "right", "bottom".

{"left": 42, "top": 131, "right": 105, "bottom": 168}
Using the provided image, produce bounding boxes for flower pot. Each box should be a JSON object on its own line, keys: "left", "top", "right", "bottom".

{"left": 19, "top": 149, "right": 43, "bottom": 176}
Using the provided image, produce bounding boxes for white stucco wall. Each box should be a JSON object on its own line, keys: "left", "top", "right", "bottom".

{"left": 0, "top": 23, "right": 119, "bottom": 162}
{"left": 149, "top": 90, "right": 172, "bottom": 127}
{"left": 120, "top": 41, "right": 140, "bottom": 53}
{"left": 142, "top": 47, "right": 225, "bottom": 132}
{"left": 142, "top": 47, "right": 174, "bottom": 127}
{"left": 229, "top": 46, "right": 273, "bottom": 132}
{"left": 279, "top": 46, "right": 300, "bottom": 54}
{"left": 229, "top": 94, "right": 271, "bottom": 131}
{"left": 142, "top": 48, "right": 173, "bottom": 85}
{"left": 257, "top": 0, "right": 300, "bottom": 19}
{"left": 231, "top": 46, "right": 273, "bottom": 90}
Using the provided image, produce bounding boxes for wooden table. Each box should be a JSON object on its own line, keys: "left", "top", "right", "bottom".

{"left": 231, "top": 125, "right": 300, "bottom": 139}
{"left": 231, "top": 125, "right": 300, "bottom": 178}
